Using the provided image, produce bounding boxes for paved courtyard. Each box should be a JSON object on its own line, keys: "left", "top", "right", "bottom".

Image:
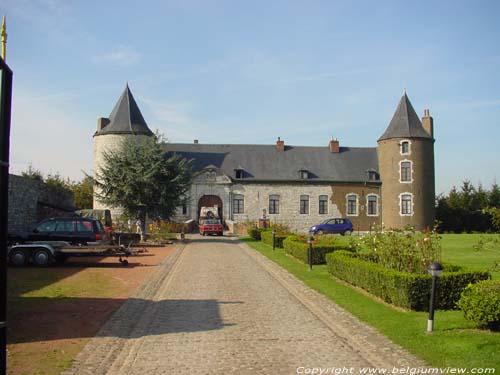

{"left": 65, "top": 236, "right": 424, "bottom": 375}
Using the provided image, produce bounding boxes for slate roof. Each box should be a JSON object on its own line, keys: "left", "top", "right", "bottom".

{"left": 96, "top": 84, "right": 154, "bottom": 136}
{"left": 378, "top": 92, "right": 431, "bottom": 141}
{"left": 164, "top": 143, "right": 379, "bottom": 182}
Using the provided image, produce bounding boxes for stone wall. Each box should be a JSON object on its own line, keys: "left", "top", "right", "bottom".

{"left": 8, "top": 174, "right": 75, "bottom": 233}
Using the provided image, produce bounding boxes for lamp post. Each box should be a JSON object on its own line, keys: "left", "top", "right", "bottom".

{"left": 272, "top": 229, "right": 276, "bottom": 251}
{"left": 307, "top": 236, "right": 313, "bottom": 271}
{"left": 427, "top": 262, "right": 443, "bottom": 333}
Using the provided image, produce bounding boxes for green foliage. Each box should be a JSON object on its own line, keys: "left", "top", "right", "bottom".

{"left": 94, "top": 134, "right": 192, "bottom": 224}
{"left": 71, "top": 175, "right": 93, "bottom": 209}
{"left": 457, "top": 280, "right": 500, "bottom": 330}
{"left": 149, "top": 220, "right": 186, "bottom": 242}
{"left": 436, "top": 180, "right": 500, "bottom": 233}
{"left": 283, "top": 235, "right": 354, "bottom": 264}
{"left": 326, "top": 251, "right": 490, "bottom": 310}
{"left": 247, "top": 227, "right": 265, "bottom": 241}
{"left": 260, "top": 230, "right": 288, "bottom": 248}
{"left": 21, "top": 163, "right": 44, "bottom": 181}
{"left": 484, "top": 207, "right": 500, "bottom": 233}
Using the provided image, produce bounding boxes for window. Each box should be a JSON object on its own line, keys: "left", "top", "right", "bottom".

{"left": 55, "top": 220, "right": 74, "bottom": 232}
{"left": 300, "top": 195, "right": 309, "bottom": 214}
{"left": 400, "top": 194, "right": 413, "bottom": 215}
{"left": 400, "top": 161, "right": 412, "bottom": 182}
{"left": 367, "top": 195, "right": 378, "bottom": 216}
{"left": 182, "top": 203, "right": 187, "bottom": 215}
{"left": 346, "top": 194, "right": 358, "bottom": 216}
{"left": 235, "top": 169, "right": 244, "bottom": 179}
{"left": 233, "top": 194, "right": 244, "bottom": 214}
{"left": 401, "top": 140, "right": 411, "bottom": 155}
{"left": 76, "top": 220, "right": 93, "bottom": 232}
{"left": 36, "top": 221, "right": 57, "bottom": 232}
{"left": 298, "top": 170, "right": 309, "bottom": 179}
{"left": 269, "top": 195, "right": 280, "bottom": 214}
{"left": 319, "top": 195, "right": 328, "bottom": 214}
{"left": 367, "top": 170, "right": 379, "bottom": 181}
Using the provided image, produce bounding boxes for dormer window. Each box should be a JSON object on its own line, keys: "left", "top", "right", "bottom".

{"left": 366, "top": 170, "right": 379, "bottom": 181}
{"left": 400, "top": 140, "right": 411, "bottom": 155}
{"left": 298, "top": 169, "right": 309, "bottom": 179}
{"left": 234, "top": 166, "right": 245, "bottom": 179}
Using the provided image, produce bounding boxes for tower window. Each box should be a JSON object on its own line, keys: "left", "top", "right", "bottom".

{"left": 400, "top": 193, "right": 413, "bottom": 216}
{"left": 300, "top": 195, "right": 309, "bottom": 214}
{"left": 269, "top": 195, "right": 280, "bottom": 214}
{"left": 319, "top": 195, "right": 328, "bottom": 214}
{"left": 400, "top": 140, "right": 411, "bottom": 155}
{"left": 298, "top": 169, "right": 309, "bottom": 179}
{"left": 233, "top": 194, "right": 244, "bottom": 214}
{"left": 346, "top": 194, "right": 358, "bottom": 216}
{"left": 235, "top": 169, "right": 244, "bottom": 179}
{"left": 367, "top": 170, "right": 379, "bottom": 181}
{"left": 400, "top": 161, "right": 412, "bottom": 183}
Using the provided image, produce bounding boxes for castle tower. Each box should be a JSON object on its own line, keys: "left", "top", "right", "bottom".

{"left": 93, "top": 84, "right": 154, "bottom": 210}
{"left": 377, "top": 92, "right": 435, "bottom": 230}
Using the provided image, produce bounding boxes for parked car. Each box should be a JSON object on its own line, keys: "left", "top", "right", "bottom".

{"left": 309, "top": 218, "right": 353, "bottom": 235}
{"left": 8, "top": 217, "right": 110, "bottom": 246}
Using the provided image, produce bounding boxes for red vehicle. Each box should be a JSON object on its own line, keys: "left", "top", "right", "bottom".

{"left": 199, "top": 219, "right": 223, "bottom": 236}
{"left": 199, "top": 206, "right": 223, "bottom": 236}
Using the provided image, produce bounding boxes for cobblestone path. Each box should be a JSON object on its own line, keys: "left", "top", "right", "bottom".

{"left": 65, "top": 236, "right": 424, "bottom": 375}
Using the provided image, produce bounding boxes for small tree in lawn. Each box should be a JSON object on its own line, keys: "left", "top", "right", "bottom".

{"left": 93, "top": 134, "right": 192, "bottom": 234}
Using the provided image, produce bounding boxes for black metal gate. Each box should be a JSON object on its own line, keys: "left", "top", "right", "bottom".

{"left": 0, "top": 56, "right": 13, "bottom": 375}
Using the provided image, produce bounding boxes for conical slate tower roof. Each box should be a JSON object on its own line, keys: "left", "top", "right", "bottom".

{"left": 96, "top": 84, "right": 154, "bottom": 136}
{"left": 378, "top": 92, "right": 431, "bottom": 141}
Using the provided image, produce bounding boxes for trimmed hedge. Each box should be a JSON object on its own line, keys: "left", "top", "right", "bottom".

{"left": 457, "top": 280, "right": 500, "bottom": 330}
{"left": 247, "top": 227, "right": 265, "bottom": 241}
{"left": 325, "top": 251, "right": 490, "bottom": 311}
{"left": 283, "top": 235, "right": 353, "bottom": 265}
{"left": 260, "top": 230, "right": 288, "bottom": 248}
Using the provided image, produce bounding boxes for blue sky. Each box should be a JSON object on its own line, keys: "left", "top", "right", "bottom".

{"left": 1, "top": 0, "right": 499, "bottom": 194}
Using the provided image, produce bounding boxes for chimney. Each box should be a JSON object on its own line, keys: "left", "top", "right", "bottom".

{"left": 194, "top": 139, "right": 199, "bottom": 144}
{"left": 97, "top": 117, "right": 110, "bottom": 131}
{"left": 276, "top": 137, "right": 285, "bottom": 151}
{"left": 422, "top": 108, "right": 434, "bottom": 138}
{"left": 329, "top": 137, "right": 340, "bottom": 153}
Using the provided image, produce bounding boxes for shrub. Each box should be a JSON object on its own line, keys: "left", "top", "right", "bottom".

{"left": 283, "top": 235, "right": 355, "bottom": 265}
{"left": 457, "top": 280, "right": 500, "bottom": 329}
{"left": 247, "top": 227, "right": 265, "bottom": 241}
{"left": 326, "top": 251, "right": 490, "bottom": 310}
{"left": 260, "top": 230, "right": 288, "bottom": 248}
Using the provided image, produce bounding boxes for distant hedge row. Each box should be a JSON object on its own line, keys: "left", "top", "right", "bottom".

{"left": 325, "top": 251, "right": 490, "bottom": 310}
{"left": 283, "top": 235, "right": 354, "bottom": 265}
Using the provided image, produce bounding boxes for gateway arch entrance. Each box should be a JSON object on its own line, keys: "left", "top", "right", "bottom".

{"left": 198, "top": 195, "right": 223, "bottom": 222}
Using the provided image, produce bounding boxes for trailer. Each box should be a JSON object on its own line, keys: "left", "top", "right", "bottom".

{"left": 8, "top": 241, "right": 138, "bottom": 267}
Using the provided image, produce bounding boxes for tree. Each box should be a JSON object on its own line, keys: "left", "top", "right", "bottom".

{"left": 71, "top": 175, "right": 94, "bottom": 209}
{"left": 21, "top": 164, "right": 43, "bottom": 181}
{"left": 93, "top": 135, "right": 192, "bottom": 232}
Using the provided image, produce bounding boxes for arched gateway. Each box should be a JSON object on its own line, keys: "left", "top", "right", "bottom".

{"left": 198, "top": 195, "right": 223, "bottom": 222}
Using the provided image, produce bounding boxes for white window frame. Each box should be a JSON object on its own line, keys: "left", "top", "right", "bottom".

{"left": 346, "top": 193, "right": 359, "bottom": 216}
{"left": 366, "top": 194, "right": 379, "bottom": 217}
{"left": 399, "top": 159, "right": 413, "bottom": 183}
{"left": 400, "top": 140, "right": 411, "bottom": 155}
{"left": 399, "top": 192, "right": 414, "bottom": 216}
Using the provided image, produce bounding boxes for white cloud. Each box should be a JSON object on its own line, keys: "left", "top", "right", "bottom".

{"left": 92, "top": 45, "right": 140, "bottom": 66}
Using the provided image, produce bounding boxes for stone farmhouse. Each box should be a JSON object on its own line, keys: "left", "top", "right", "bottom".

{"left": 93, "top": 85, "right": 435, "bottom": 233}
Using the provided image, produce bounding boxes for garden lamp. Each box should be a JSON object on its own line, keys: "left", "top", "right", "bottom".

{"left": 427, "top": 262, "right": 443, "bottom": 333}
{"left": 272, "top": 229, "right": 276, "bottom": 251}
{"left": 307, "top": 236, "right": 314, "bottom": 271}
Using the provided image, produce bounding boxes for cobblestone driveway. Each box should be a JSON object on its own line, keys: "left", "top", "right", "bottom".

{"left": 65, "top": 236, "right": 424, "bottom": 375}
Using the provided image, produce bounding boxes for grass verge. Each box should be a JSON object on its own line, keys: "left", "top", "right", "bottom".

{"left": 243, "top": 238, "right": 500, "bottom": 370}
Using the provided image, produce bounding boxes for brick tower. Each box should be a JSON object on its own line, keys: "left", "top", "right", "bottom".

{"left": 377, "top": 91, "right": 435, "bottom": 230}
{"left": 93, "top": 84, "right": 154, "bottom": 211}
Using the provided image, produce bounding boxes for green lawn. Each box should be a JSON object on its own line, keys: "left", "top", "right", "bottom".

{"left": 243, "top": 237, "right": 500, "bottom": 370}
{"left": 441, "top": 234, "right": 500, "bottom": 279}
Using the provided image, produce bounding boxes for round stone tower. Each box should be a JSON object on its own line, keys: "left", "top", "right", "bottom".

{"left": 377, "top": 92, "right": 435, "bottom": 230}
{"left": 93, "top": 84, "right": 154, "bottom": 211}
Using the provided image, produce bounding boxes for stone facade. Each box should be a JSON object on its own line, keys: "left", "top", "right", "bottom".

{"left": 8, "top": 174, "right": 75, "bottom": 233}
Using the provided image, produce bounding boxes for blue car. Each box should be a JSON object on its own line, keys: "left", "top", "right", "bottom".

{"left": 309, "top": 218, "right": 353, "bottom": 235}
